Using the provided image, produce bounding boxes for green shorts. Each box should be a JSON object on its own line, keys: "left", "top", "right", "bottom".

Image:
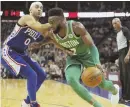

{"left": 65, "top": 53, "right": 100, "bottom": 71}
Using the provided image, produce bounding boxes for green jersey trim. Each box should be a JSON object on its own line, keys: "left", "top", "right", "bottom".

{"left": 69, "top": 20, "right": 80, "bottom": 39}
{"left": 56, "top": 22, "right": 69, "bottom": 40}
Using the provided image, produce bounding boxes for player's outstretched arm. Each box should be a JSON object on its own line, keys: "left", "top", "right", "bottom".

{"left": 28, "top": 37, "right": 52, "bottom": 50}
{"left": 18, "top": 15, "right": 51, "bottom": 35}
{"left": 47, "top": 31, "right": 74, "bottom": 55}
{"left": 36, "top": 31, "right": 74, "bottom": 55}
{"left": 51, "top": 40, "right": 74, "bottom": 55}
{"left": 73, "top": 22, "right": 94, "bottom": 46}
{"left": 73, "top": 22, "right": 103, "bottom": 69}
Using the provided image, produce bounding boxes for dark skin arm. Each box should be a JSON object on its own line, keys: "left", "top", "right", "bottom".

{"left": 28, "top": 37, "right": 52, "bottom": 50}
{"left": 72, "top": 21, "right": 104, "bottom": 72}
{"left": 47, "top": 31, "right": 74, "bottom": 55}
{"left": 72, "top": 21, "right": 94, "bottom": 46}
{"left": 29, "top": 31, "right": 74, "bottom": 55}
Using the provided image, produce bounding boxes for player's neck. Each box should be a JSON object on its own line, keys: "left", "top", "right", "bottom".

{"left": 33, "top": 16, "right": 39, "bottom": 21}
{"left": 59, "top": 23, "right": 67, "bottom": 37}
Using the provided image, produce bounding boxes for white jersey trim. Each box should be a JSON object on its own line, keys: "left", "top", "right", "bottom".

{"left": 2, "top": 45, "right": 26, "bottom": 75}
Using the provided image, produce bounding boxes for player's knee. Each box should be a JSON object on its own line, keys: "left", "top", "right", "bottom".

{"left": 65, "top": 65, "right": 81, "bottom": 86}
{"left": 38, "top": 70, "right": 47, "bottom": 82}
{"left": 66, "top": 75, "right": 77, "bottom": 86}
{"left": 66, "top": 75, "right": 82, "bottom": 93}
{"left": 98, "top": 80, "right": 108, "bottom": 88}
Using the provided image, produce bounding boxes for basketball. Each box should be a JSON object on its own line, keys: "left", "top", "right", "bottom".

{"left": 81, "top": 67, "right": 103, "bottom": 88}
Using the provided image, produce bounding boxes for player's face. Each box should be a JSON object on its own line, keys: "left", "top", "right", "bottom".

{"left": 112, "top": 21, "right": 121, "bottom": 31}
{"left": 30, "top": 4, "right": 43, "bottom": 17}
{"left": 48, "top": 16, "right": 63, "bottom": 33}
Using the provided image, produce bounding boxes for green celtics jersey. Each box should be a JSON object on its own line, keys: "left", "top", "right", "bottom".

{"left": 53, "top": 20, "right": 90, "bottom": 56}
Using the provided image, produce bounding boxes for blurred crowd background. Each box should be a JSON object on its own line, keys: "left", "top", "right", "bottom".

{"left": 1, "top": 1, "right": 130, "bottom": 81}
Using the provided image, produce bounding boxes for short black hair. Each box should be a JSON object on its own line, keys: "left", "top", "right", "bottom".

{"left": 48, "top": 7, "right": 64, "bottom": 17}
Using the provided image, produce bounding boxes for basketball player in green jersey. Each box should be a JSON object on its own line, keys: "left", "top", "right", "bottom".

{"left": 39, "top": 8, "right": 120, "bottom": 107}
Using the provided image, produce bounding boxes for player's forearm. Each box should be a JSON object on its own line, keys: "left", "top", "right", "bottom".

{"left": 31, "top": 23, "right": 51, "bottom": 34}
{"left": 81, "top": 33, "right": 99, "bottom": 58}
{"left": 81, "top": 33, "right": 94, "bottom": 46}
{"left": 51, "top": 41, "right": 74, "bottom": 56}
{"left": 39, "top": 39, "right": 53, "bottom": 47}
{"left": 20, "top": 15, "right": 51, "bottom": 34}
{"left": 53, "top": 42, "right": 66, "bottom": 51}
{"left": 40, "top": 42, "right": 50, "bottom": 47}
{"left": 39, "top": 39, "right": 65, "bottom": 51}
{"left": 89, "top": 45, "right": 100, "bottom": 64}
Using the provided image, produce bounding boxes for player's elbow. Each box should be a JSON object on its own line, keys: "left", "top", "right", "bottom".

{"left": 87, "top": 41, "right": 94, "bottom": 46}
{"left": 81, "top": 34, "right": 94, "bottom": 46}
{"left": 83, "top": 39, "right": 94, "bottom": 46}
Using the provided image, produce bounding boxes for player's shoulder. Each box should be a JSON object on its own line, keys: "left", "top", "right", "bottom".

{"left": 72, "top": 21, "right": 85, "bottom": 29}
{"left": 21, "top": 14, "right": 34, "bottom": 20}
{"left": 72, "top": 21, "right": 82, "bottom": 26}
{"left": 69, "top": 20, "right": 86, "bottom": 35}
{"left": 71, "top": 20, "right": 85, "bottom": 33}
{"left": 18, "top": 14, "right": 36, "bottom": 26}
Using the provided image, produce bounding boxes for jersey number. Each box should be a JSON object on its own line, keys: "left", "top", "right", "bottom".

{"left": 70, "top": 48, "right": 77, "bottom": 55}
{"left": 24, "top": 38, "right": 31, "bottom": 45}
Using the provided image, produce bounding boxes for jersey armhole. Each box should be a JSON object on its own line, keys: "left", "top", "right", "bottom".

{"left": 70, "top": 21, "right": 80, "bottom": 38}
{"left": 17, "top": 22, "right": 27, "bottom": 27}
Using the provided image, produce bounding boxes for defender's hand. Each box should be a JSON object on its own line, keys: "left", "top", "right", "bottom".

{"left": 29, "top": 42, "right": 41, "bottom": 50}
{"left": 65, "top": 49, "right": 74, "bottom": 56}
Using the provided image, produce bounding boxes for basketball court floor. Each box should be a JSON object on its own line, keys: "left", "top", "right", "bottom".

{"left": 1, "top": 79, "right": 128, "bottom": 107}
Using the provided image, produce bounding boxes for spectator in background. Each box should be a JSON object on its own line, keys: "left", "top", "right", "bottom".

{"left": 112, "top": 18, "right": 130, "bottom": 103}
{"left": 48, "top": 60, "right": 63, "bottom": 81}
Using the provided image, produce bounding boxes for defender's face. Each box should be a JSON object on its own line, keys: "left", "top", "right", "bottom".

{"left": 48, "top": 16, "right": 62, "bottom": 31}
{"left": 112, "top": 21, "right": 121, "bottom": 31}
{"left": 30, "top": 4, "right": 43, "bottom": 17}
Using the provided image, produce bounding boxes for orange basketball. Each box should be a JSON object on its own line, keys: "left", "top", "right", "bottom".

{"left": 81, "top": 67, "right": 103, "bottom": 88}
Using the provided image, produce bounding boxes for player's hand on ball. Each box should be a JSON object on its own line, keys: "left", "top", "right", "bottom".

{"left": 95, "top": 64, "right": 107, "bottom": 78}
{"left": 96, "top": 64, "right": 104, "bottom": 72}
{"left": 81, "top": 67, "right": 103, "bottom": 87}
{"left": 96, "top": 64, "right": 107, "bottom": 78}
